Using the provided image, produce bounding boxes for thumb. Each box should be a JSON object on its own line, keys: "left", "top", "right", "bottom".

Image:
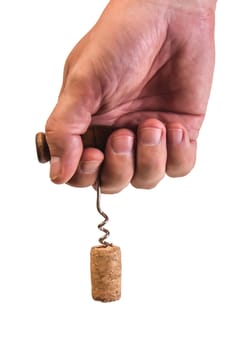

{"left": 45, "top": 90, "right": 93, "bottom": 184}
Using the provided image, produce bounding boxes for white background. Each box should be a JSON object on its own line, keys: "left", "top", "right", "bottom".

{"left": 0, "top": 1, "right": 238, "bottom": 349}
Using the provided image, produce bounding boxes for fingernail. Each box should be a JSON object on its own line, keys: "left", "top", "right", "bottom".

{"left": 111, "top": 136, "right": 134, "bottom": 154}
{"left": 79, "top": 161, "right": 100, "bottom": 174}
{"left": 140, "top": 127, "right": 162, "bottom": 145}
{"left": 50, "top": 157, "right": 61, "bottom": 180}
{"left": 167, "top": 129, "right": 183, "bottom": 145}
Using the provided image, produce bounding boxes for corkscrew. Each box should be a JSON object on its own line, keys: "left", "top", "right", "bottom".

{"left": 96, "top": 180, "right": 111, "bottom": 247}
{"left": 35, "top": 127, "right": 121, "bottom": 302}
{"left": 35, "top": 126, "right": 115, "bottom": 163}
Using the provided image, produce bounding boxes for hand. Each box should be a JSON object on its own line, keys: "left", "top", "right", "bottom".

{"left": 45, "top": 0, "right": 216, "bottom": 193}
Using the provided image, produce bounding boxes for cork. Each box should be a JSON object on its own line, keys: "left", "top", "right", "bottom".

{"left": 90, "top": 245, "right": 121, "bottom": 302}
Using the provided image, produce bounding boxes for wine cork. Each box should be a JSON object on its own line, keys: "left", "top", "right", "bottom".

{"left": 90, "top": 245, "right": 121, "bottom": 302}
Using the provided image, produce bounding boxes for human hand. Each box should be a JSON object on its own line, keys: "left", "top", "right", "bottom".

{"left": 45, "top": 0, "right": 216, "bottom": 193}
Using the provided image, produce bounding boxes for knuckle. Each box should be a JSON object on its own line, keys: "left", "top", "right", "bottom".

{"left": 166, "top": 164, "right": 194, "bottom": 178}
{"left": 131, "top": 178, "right": 162, "bottom": 190}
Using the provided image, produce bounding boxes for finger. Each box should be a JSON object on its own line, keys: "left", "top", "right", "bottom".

{"left": 45, "top": 90, "right": 94, "bottom": 184}
{"left": 131, "top": 119, "right": 167, "bottom": 189}
{"left": 166, "top": 123, "right": 197, "bottom": 177}
{"left": 100, "top": 129, "right": 135, "bottom": 194}
{"left": 45, "top": 58, "right": 102, "bottom": 185}
{"left": 67, "top": 148, "right": 104, "bottom": 188}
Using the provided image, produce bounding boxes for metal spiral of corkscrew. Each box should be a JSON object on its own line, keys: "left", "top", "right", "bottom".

{"left": 96, "top": 180, "right": 112, "bottom": 247}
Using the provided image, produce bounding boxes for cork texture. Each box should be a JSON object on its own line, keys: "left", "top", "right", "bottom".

{"left": 90, "top": 245, "right": 121, "bottom": 302}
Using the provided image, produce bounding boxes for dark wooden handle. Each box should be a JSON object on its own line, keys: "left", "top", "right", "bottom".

{"left": 35, "top": 126, "right": 115, "bottom": 163}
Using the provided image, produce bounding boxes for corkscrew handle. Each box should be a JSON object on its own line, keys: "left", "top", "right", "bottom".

{"left": 35, "top": 126, "right": 115, "bottom": 163}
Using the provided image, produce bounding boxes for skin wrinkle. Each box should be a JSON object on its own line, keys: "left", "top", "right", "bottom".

{"left": 92, "top": 26, "right": 172, "bottom": 121}
{"left": 45, "top": 0, "right": 216, "bottom": 190}
{"left": 91, "top": 8, "right": 213, "bottom": 126}
{"left": 92, "top": 5, "right": 168, "bottom": 109}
